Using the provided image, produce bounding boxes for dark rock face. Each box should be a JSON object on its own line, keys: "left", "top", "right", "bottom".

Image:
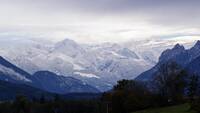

{"left": 136, "top": 40, "right": 200, "bottom": 82}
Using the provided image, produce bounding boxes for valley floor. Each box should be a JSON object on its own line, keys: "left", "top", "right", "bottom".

{"left": 133, "top": 104, "right": 196, "bottom": 113}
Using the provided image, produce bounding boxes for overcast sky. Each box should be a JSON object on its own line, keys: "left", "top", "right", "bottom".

{"left": 0, "top": 0, "right": 200, "bottom": 44}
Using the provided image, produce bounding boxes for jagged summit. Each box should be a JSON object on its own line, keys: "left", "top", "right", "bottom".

{"left": 173, "top": 43, "right": 185, "bottom": 50}
{"left": 158, "top": 43, "right": 185, "bottom": 62}
{"left": 193, "top": 40, "right": 200, "bottom": 48}
{"left": 136, "top": 40, "right": 200, "bottom": 82}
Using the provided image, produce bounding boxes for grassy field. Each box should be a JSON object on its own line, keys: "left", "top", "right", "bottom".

{"left": 133, "top": 104, "right": 196, "bottom": 113}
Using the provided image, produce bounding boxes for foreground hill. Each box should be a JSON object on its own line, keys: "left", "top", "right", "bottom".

{"left": 0, "top": 80, "right": 55, "bottom": 101}
{"left": 33, "top": 71, "right": 99, "bottom": 94}
{"left": 0, "top": 79, "right": 101, "bottom": 101}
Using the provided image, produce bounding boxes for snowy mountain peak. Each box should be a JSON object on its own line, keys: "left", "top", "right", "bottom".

{"left": 54, "top": 38, "right": 83, "bottom": 51}
{"left": 54, "top": 38, "right": 85, "bottom": 57}
{"left": 56, "top": 38, "right": 78, "bottom": 47}
{"left": 119, "top": 48, "right": 139, "bottom": 59}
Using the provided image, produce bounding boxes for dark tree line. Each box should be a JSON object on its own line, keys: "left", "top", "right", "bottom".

{"left": 102, "top": 61, "right": 200, "bottom": 113}
{"left": 0, "top": 95, "right": 107, "bottom": 113}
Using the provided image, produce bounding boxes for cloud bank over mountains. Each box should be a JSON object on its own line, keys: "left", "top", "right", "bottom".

{"left": 0, "top": 0, "right": 199, "bottom": 43}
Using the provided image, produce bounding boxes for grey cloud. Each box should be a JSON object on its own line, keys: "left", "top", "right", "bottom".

{"left": 5, "top": 0, "right": 200, "bottom": 27}
{"left": 152, "top": 33, "right": 200, "bottom": 40}
{"left": 0, "top": 0, "right": 200, "bottom": 43}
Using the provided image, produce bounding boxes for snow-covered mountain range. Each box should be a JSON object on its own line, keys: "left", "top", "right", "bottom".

{"left": 0, "top": 37, "right": 198, "bottom": 91}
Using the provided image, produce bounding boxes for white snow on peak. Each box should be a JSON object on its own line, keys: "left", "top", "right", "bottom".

{"left": 74, "top": 72, "right": 100, "bottom": 79}
{"left": 0, "top": 38, "right": 157, "bottom": 91}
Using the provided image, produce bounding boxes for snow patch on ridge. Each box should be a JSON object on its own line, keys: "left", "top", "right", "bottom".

{"left": 0, "top": 64, "right": 31, "bottom": 82}
{"left": 74, "top": 72, "right": 100, "bottom": 79}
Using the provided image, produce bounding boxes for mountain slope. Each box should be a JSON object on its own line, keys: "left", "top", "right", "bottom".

{"left": 0, "top": 56, "right": 99, "bottom": 94}
{"left": 33, "top": 71, "right": 99, "bottom": 94}
{"left": 0, "top": 80, "right": 55, "bottom": 101}
{"left": 186, "top": 56, "right": 200, "bottom": 74}
{"left": 136, "top": 40, "right": 200, "bottom": 82}
{"left": 0, "top": 56, "right": 33, "bottom": 84}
